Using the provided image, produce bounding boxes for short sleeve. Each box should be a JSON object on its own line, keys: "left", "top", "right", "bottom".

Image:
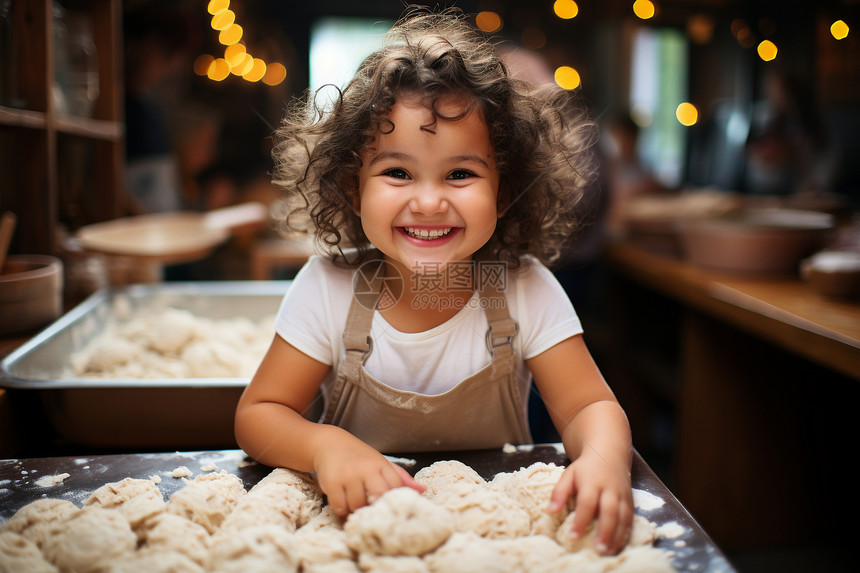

{"left": 514, "top": 260, "right": 583, "bottom": 360}
{"left": 274, "top": 256, "right": 339, "bottom": 366}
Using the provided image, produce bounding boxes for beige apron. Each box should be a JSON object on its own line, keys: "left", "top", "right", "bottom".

{"left": 321, "top": 267, "right": 532, "bottom": 453}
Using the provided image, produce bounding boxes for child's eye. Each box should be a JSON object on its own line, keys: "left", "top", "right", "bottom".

{"left": 448, "top": 169, "right": 476, "bottom": 180}
{"left": 382, "top": 168, "right": 409, "bottom": 179}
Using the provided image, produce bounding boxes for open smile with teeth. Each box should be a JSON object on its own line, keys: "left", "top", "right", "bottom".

{"left": 402, "top": 226, "right": 455, "bottom": 240}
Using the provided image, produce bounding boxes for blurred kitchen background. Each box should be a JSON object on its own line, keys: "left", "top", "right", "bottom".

{"left": 2, "top": 1, "right": 860, "bottom": 571}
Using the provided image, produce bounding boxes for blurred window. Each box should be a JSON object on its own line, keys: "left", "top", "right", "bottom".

{"left": 630, "top": 27, "right": 688, "bottom": 188}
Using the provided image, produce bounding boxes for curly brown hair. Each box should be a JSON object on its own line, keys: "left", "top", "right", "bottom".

{"left": 273, "top": 7, "right": 598, "bottom": 268}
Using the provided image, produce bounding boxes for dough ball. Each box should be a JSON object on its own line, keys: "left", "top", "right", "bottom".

{"left": 0, "top": 498, "right": 79, "bottom": 548}
{"left": 219, "top": 482, "right": 313, "bottom": 533}
{"left": 104, "top": 550, "right": 204, "bottom": 573}
{"left": 146, "top": 308, "right": 199, "bottom": 354}
{"left": 0, "top": 531, "right": 58, "bottom": 573}
{"left": 301, "top": 505, "right": 346, "bottom": 532}
{"left": 208, "top": 524, "right": 298, "bottom": 573}
{"left": 414, "top": 460, "right": 486, "bottom": 498}
{"left": 532, "top": 551, "right": 606, "bottom": 573}
{"left": 431, "top": 483, "right": 531, "bottom": 539}
{"left": 139, "top": 513, "right": 211, "bottom": 568}
{"left": 293, "top": 527, "right": 354, "bottom": 568}
{"left": 555, "top": 512, "right": 657, "bottom": 552}
{"left": 344, "top": 488, "right": 451, "bottom": 556}
{"left": 251, "top": 468, "right": 324, "bottom": 506}
{"left": 303, "top": 560, "right": 360, "bottom": 573}
{"left": 40, "top": 507, "right": 136, "bottom": 573}
{"left": 78, "top": 338, "right": 143, "bottom": 373}
{"left": 492, "top": 534, "right": 566, "bottom": 570}
{"left": 423, "top": 532, "right": 511, "bottom": 573}
{"left": 84, "top": 477, "right": 165, "bottom": 531}
{"left": 489, "top": 462, "right": 567, "bottom": 525}
{"left": 612, "top": 545, "right": 676, "bottom": 573}
{"left": 357, "top": 553, "right": 429, "bottom": 573}
{"left": 165, "top": 471, "right": 246, "bottom": 534}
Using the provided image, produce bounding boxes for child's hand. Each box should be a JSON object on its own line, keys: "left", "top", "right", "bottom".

{"left": 547, "top": 450, "right": 633, "bottom": 555}
{"left": 312, "top": 431, "right": 425, "bottom": 516}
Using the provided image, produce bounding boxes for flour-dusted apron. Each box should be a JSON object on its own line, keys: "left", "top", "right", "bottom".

{"left": 321, "top": 268, "right": 532, "bottom": 453}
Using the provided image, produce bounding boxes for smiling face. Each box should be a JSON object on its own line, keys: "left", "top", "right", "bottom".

{"left": 356, "top": 93, "right": 500, "bottom": 277}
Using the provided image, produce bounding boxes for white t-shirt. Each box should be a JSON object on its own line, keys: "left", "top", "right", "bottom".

{"left": 275, "top": 255, "right": 583, "bottom": 407}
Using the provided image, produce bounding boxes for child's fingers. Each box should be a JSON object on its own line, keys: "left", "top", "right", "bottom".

{"left": 609, "top": 499, "right": 634, "bottom": 553}
{"left": 593, "top": 491, "right": 620, "bottom": 554}
{"left": 326, "top": 486, "right": 349, "bottom": 516}
{"left": 547, "top": 470, "right": 576, "bottom": 513}
{"left": 393, "top": 464, "right": 426, "bottom": 493}
{"left": 569, "top": 487, "right": 598, "bottom": 539}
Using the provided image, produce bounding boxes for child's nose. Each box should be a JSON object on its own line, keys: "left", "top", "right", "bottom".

{"left": 408, "top": 183, "right": 449, "bottom": 215}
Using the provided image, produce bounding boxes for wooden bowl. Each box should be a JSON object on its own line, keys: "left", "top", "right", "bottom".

{"left": 800, "top": 250, "right": 860, "bottom": 299}
{"left": 0, "top": 255, "right": 64, "bottom": 335}
{"left": 677, "top": 209, "right": 834, "bottom": 275}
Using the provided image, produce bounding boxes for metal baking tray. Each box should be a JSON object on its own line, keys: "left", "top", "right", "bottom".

{"left": 0, "top": 281, "right": 291, "bottom": 449}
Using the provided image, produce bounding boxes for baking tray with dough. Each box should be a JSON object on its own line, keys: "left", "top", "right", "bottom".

{"left": 0, "top": 281, "right": 291, "bottom": 450}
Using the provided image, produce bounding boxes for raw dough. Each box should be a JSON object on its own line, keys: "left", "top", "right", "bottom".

{"left": 423, "top": 532, "right": 511, "bottom": 573}
{"left": 138, "top": 513, "right": 211, "bottom": 568}
{"left": 344, "top": 488, "right": 452, "bottom": 556}
{"left": 0, "top": 531, "right": 58, "bottom": 573}
{"left": 40, "top": 507, "right": 136, "bottom": 573}
{"left": 0, "top": 499, "right": 79, "bottom": 548}
{"left": 104, "top": 550, "right": 204, "bottom": 573}
{"left": 414, "top": 460, "right": 485, "bottom": 498}
{"left": 2, "top": 457, "right": 678, "bottom": 572}
{"left": 208, "top": 524, "right": 298, "bottom": 573}
{"left": 555, "top": 512, "right": 657, "bottom": 553}
{"left": 218, "top": 482, "right": 313, "bottom": 533}
{"left": 165, "top": 471, "right": 245, "bottom": 534}
{"left": 83, "top": 477, "right": 165, "bottom": 531}
{"left": 430, "top": 483, "right": 531, "bottom": 539}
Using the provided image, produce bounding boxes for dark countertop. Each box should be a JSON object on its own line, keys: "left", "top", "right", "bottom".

{"left": 0, "top": 445, "right": 735, "bottom": 573}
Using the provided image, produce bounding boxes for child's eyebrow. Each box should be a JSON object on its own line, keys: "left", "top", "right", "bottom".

{"left": 368, "top": 150, "right": 490, "bottom": 168}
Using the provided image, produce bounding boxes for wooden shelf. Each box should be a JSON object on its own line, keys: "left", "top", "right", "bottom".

{"left": 0, "top": 106, "right": 47, "bottom": 130}
{"left": 0, "top": 0, "right": 124, "bottom": 256}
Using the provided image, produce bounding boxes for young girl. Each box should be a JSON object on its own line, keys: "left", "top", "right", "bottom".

{"left": 235, "top": 9, "right": 634, "bottom": 555}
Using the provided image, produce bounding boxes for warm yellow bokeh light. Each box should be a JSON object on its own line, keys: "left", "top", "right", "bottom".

{"left": 676, "top": 102, "right": 698, "bottom": 126}
{"left": 262, "top": 62, "right": 287, "bottom": 86}
{"left": 211, "top": 9, "right": 235, "bottom": 31}
{"left": 193, "top": 54, "right": 215, "bottom": 76}
{"left": 207, "top": 0, "right": 229, "bottom": 15}
{"left": 736, "top": 27, "right": 755, "bottom": 48}
{"left": 207, "top": 58, "right": 230, "bottom": 81}
{"left": 831, "top": 20, "right": 850, "bottom": 40}
{"left": 242, "top": 59, "right": 267, "bottom": 82}
{"left": 757, "top": 39, "right": 778, "bottom": 61}
{"left": 224, "top": 43, "right": 247, "bottom": 67}
{"left": 554, "top": 0, "right": 579, "bottom": 20}
{"left": 475, "top": 11, "right": 502, "bottom": 33}
{"left": 231, "top": 53, "right": 254, "bottom": 76}
{"left": 554, "top": 66, "right": 581, "bottom": 90}
{"left": 219, "top": 23, "right": 243, "bottom": 45}
{"left": 633, "top": 0, "right": 655, "bottom": 20}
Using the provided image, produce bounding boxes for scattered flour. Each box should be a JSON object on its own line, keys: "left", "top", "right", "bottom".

{"left": 35, "top": 474, "right": 70, "bottom": 488}
{"left": 657, "top": 521, "right": 686, "bottom": 539}
{"left": 633, "top": 488, "right": 665, "bottom": 511}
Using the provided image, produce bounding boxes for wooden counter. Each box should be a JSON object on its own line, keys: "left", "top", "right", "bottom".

{"left": 604, "top": 240, "right": 860, "bottom": 380}
{"left": 603, "top": 239, "right": 860, "bottom": 552}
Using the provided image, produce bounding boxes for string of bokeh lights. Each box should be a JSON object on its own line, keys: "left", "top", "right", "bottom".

{"left": 194, "top": 0, "right": 287, "bottom": 86}
{"left": 472, "top": 1, "right": 851, "bottom": 128}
